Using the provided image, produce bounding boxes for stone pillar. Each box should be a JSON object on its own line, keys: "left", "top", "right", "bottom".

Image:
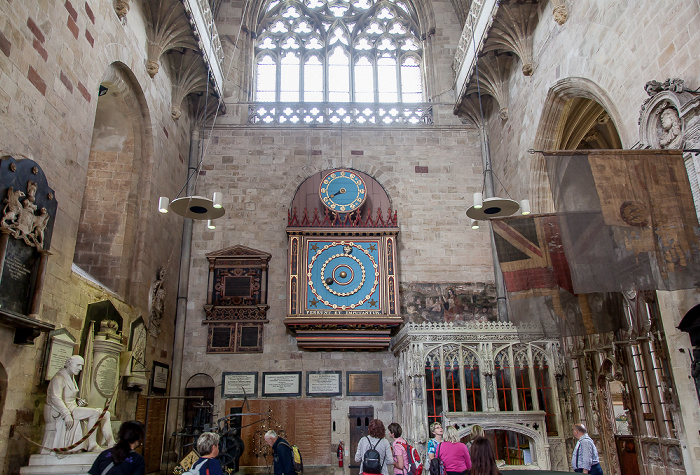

{"left": 88, "top": 330, "right": 124, "bottom": 410}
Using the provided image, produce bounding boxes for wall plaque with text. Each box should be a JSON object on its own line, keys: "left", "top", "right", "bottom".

{"left": 347, "top": 371, "right": 383, "bottom": 396}
{"left": 222, "top": 372, "right": 258, "bottom": 398}
{"left": 262, "top": 371, "right": 302, "bottom": 397}
{"left": 307, "top": 371, "right": 342, "bottom": 397}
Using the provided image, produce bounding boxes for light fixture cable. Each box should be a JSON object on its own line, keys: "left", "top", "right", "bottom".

{"left": 174, "top": 0, "right": 254, "bottom": 200}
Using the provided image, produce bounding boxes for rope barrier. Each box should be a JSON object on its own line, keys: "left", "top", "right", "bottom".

{"left": 15, "top": 377, "right": 121, "bottom": 455}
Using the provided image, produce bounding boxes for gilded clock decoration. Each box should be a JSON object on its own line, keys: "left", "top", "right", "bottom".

{"left": 319, "top": 169, "right": 367, "bottom": 212}
{"left": 307, "top": 240, "right": 380, "bottom": 309}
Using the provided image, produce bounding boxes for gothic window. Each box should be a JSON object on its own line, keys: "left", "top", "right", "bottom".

{"left": 494, "top": 430, "right": 528, "bottom": 465}
{"left": 425, "top": 353, "right": 443, "bottom": 427}
{"left": 648, "top": 338, "right": 676, "bottom": 436}
{"left": 254, "top": 0, "right": 423, "bottom": 103}
{"left": 570, "top": 358, "right": 587, "bottom": 425}
{"left": 630, "top": 342, "right": 656, "bottom": 436}
{"left": 463, "top": 352, "right": 481, "bottom": 412}
{"left": 495, "top": 351, "right": 512, "bottom": 411}
{"left": 513, "top": 347, "right": 533, "bottom": 411}
{"left": 444, "top": 347, "right": 462, "bottom": 412}
{"left": 532, "top": 349, "right": 556, "bottom": 436}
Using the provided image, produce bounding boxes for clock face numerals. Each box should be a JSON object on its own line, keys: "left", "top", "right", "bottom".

{"left": 307, "top": 240, "right": 380, "bottom": 310}
{"left": 319, "top": 170, "right": 367, "bottom": 212}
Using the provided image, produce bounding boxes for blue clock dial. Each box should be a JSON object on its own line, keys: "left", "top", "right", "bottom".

{"left": 319, "top": 170, "right": 367, "bottom": 212}
{"left": 306, "top": 240, "right": 380, "bottom": 311}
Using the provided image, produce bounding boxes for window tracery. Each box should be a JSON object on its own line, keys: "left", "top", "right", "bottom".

{"left": 254, "top": 0, "right": 423, "bottom": 103}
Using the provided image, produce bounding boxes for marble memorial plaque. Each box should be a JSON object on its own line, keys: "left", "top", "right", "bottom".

{"left": 0, "top": 238, "right": 38, "bottom": 314}
{"left": 262, "top": 371, "right": 302, "bottom": 397}
{"left": 307, "top": 371, "right": 342, "bottom": 397}
{"left": 152, "top": 361, "right": 169, "bottom": 393}
{"left": 94, "top": 354, "right": 119, "bottom": 397}
{"left": 46, "top": 340, "right": 74, "bottom": 380}
{"left": 222, "top": 372, "right": 258, "bottom": 398}
{"left": 347, "top": 371, "right": 383, "bottom": 396}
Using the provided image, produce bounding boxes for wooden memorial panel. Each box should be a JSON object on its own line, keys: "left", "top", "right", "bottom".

{"left": 136, "top": 395, "right": 168, "bottom": 473}
{"left": 225, "top": 398, "right": 332, "bottom": 468}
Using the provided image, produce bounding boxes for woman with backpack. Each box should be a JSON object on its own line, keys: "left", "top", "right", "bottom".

{"left": 388, "top": 423, "right": 408, "bottom": 474}
{"left": 355, "top": 419, "right": 393, "bottom": 475}
{"left": 436, "top": 426, "right": 471, "bottom": 475}
{"left": 88, "top": 420, "right": 145, "bottom": 475}
{"left": 427, "top": 422, "right": 443, "bottom": 463}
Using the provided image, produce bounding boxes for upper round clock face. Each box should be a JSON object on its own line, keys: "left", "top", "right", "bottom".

{"left": 319, "top": 170, "right": 367, "bottom": 212}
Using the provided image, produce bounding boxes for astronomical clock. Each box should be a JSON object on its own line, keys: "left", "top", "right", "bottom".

{"left": 286, "top": 169, "right": 402, "bottom": 350}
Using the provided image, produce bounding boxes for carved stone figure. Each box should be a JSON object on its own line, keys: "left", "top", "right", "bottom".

{"left": 659, "top": 107, "right": 682, "bottom": 149}
{"left": 31, "top": 207, "right": 50, "bottom": 249}
{"left": 149, "top": 267, "right": 166, "bottom": 337}
{"left": 552, "top": 0, "right": 568, "bottom": 25}
{"left": 115, "top": 0, "right": 129, "bottom": 19}
{"left": 15, "top": 198, "right": 37, "bottom": 238}
{"left": 41, "top": 355, "right": 115, "bottom": 453}
{"left": 1, "top": 187, "right": 24, "bottom": 228}
{"left": 146, "top": 59, "right": 160, "bottom": 78}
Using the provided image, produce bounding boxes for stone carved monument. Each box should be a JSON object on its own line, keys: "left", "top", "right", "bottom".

{"left": 0, "top": 157, "right": 58, "bottom": 344}
{"left": 41, "top": 355, "right": 115, "bottom": 453}
{"left": 87, "top": 320, "right": 125, "bottom": 410}
{"left": 659, "top": 107, "right": 682, "bottom": 149}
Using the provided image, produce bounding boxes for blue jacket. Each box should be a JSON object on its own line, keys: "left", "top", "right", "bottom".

{"left": 273, "top": 437, "right": 296, "bottom": 475}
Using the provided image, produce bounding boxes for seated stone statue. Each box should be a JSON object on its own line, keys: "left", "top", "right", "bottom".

{"left": 41, "top": 355, "right": 116, "bottom": 453}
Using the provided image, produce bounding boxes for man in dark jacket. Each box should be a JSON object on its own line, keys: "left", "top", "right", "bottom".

{"left": 265, "top": 430, "right": 296, "bottom": 475}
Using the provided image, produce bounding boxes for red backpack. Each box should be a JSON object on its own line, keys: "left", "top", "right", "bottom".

{"left": 398, "top": 441, "right": 423, "bottom": 475}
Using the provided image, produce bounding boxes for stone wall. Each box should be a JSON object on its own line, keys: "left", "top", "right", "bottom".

{"left": 0, "top": 0, "right": 194, "bottom": 471}
{"left": 471, "top": 1, "right": 700, "bottom": 472}
{"left": 179, "top": 121, "right": 487, "bottom": 463}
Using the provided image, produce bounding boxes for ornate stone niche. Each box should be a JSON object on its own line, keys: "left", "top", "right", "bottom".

{"left": 203, "top": 245, "right": 271, "bottom": 354}
{"left": 638, "top": 77, "right": 700, "bottom": 218}
{"left": 286, "top": 169, "right": 402, "bottom": 350}
{"left": 638, "top": 78, "right": 700, "bottom": 150}
{"left": 0, "top": 156, "right": 58, "bottom": 343}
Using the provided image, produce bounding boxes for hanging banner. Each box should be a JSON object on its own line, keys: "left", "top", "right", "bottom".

{"left": 543, "top": 149, "right": 700, "bottom": 293}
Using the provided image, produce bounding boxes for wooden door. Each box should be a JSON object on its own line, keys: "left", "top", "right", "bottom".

{"left": 349, "top": 406, "right": 374, "bottom": 475}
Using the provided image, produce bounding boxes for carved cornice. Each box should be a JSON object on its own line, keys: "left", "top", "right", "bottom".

{"left": 143, "top": 0, "right": 199, "bottom": 79}
{"left": 453, "top": 94, "right": 483, "bottom": 126}
{"left": 169, "top": 50, "right": 210, "bottom": 120}
{"left": 115, "top": 0, "right": 130, "bottom": 20}
{"left": 142, "top": 0, "right": 224, "bottom": 102}
{"left": 551, "top": 0, "right": 568, "bottom": 25}
{"left": 466, "top": 52, "right": 512, "bottom": 120}
{"left": 391, "top": 321, "right": 550, "bottom": 353}
{"left": 485, "top": 2, "right": 539, "bottom": 76}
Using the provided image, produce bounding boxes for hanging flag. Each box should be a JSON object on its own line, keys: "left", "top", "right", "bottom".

{"left": 543, "top": 150, "right": 700, "bottom": 293}
{"left": 492, "top": 214, "right": 624, "bottom": 337}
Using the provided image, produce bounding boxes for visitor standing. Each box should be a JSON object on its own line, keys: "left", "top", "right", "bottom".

{"left": 437, "top": 426, "right": 471, "bottom": 475}
{"left": 355, "top": 419, "right": 393, "bottom": 475}
{"left": 469, "top": 437, "right": 500, "bottom": 475}
{"left": 88, "top": 420, "right": 145, "bottom": 475}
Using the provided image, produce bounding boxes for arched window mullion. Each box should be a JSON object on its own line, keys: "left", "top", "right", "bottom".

{"left": 255, "top": 0, "right": 424, "bottom": 104}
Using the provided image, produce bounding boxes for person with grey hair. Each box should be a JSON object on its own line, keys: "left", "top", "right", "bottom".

{"left": 189, "top": 432, "right": 224, "bottom": 475}
{"left": 437, "top": 426, "right": 471, "bottom": 475}
{"left": 571, "top": 424, "right": 602, "bottom": 474}
{"left": 265, "top": 430, "right": 295, "bottom": 475}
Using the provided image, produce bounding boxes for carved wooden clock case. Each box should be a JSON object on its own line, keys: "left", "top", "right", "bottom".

{"left": 286, "top": 169, "right": 401, "bottom": 350}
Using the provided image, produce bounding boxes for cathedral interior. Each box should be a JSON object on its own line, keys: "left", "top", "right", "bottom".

{"left": 1, "top": 0, "right": 700, "bottom": 474}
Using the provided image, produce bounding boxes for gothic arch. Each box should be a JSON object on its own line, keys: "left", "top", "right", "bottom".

{"left": 456, "top": 422, "right": 548, "bottom": 469}
{"left": 73, "top": 62, "right": 155, "bottom": 303}
{"left": 530, "top": 77, "right": 623, "bottom": 213}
